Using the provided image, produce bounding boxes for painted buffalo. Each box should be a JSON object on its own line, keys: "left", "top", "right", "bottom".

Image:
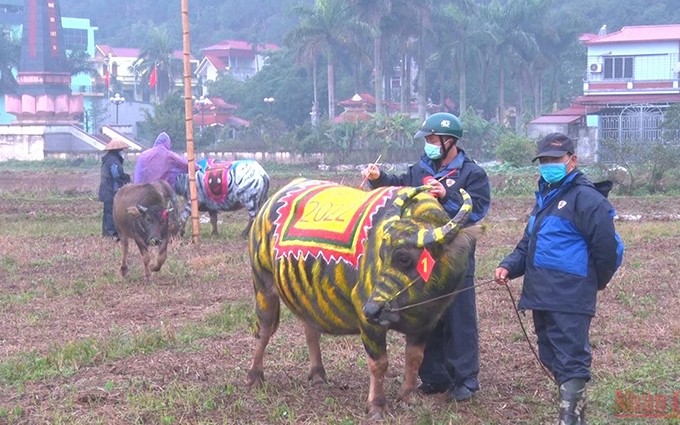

{"left": 113, "top": 181, "right": 177, "bottom": 281}
{"left": 174, "top": 159, "right": 269, "bottom": 237}
{"left": 247, "top": 178, "right": 480, "bottom": 419}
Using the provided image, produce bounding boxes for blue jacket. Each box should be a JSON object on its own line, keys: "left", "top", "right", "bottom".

{"left": 499, "top": 171, "right": 624, "bottom": 316}
{"left": 369, "top": 150, "right": 490, "bottom": 224}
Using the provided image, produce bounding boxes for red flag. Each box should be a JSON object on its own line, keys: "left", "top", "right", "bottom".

{"left": 149, "top": 65, "right": 157, "bottom": 88}
{"left": 417, "top": 248, "right": 436, "bottom": 283}
{"left": 104, "top": 73, "right": 110, "bottom": 90}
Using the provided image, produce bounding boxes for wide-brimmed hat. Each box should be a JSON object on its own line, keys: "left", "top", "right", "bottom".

{"left": 103, "top": 139, "right": 129, "bottom": 151}
{"left": 532, "top": 133, "right": 575, "bottom": 162}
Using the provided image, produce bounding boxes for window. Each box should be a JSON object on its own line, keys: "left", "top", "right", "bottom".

{"left": 603, "top": 56, "right": 633, "bottom": 79}
{"left": 62, "top": 28, "right": 88, "bottom": 51}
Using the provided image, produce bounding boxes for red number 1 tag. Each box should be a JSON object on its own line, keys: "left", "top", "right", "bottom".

{"left": 417, "top": 248, "right": 436, "bottom": 282}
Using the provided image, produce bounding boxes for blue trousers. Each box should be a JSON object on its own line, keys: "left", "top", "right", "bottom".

{"left": 418, "top": 251, "right": 479, "bottom": 390}
{"left": 102, "top": 200, "right": 117, "bottom": 237}
{"left": 533, "top": 310, "right": 592, "bottom": 386}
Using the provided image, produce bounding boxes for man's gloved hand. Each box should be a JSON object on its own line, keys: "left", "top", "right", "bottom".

{"left": 424, "top": 177, "right": 447, "bottom": 198}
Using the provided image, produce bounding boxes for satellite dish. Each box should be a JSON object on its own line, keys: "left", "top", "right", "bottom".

{"left": 674, "top": 62, "right": 680, "bottom": 73}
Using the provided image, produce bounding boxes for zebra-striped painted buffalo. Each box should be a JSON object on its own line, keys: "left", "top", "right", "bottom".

{"left": 174, "top": 159, "right": 269, "bottom": 237}
{"left": 247, "top": 178, "right": 481, "bottom": 419}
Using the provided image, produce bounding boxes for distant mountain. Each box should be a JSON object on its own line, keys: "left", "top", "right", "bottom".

{"left": 59, "top": 0, "right": 312, "bottom": 49}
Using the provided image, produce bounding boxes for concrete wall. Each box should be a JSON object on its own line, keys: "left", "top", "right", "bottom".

{"left": 525, "top": 123, "right": 599, "bottom": 165}
{"left": 0, "top": 126, "right": 46, "bottom": 161}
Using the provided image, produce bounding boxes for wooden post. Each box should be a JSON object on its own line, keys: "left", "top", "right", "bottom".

{"left": 180, "top": 0, "right": 200, "bottom": 243}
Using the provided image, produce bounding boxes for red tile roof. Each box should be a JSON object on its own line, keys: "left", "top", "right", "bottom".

{"left": 529, "top": 105, "right": 588, "bottom": 124}
{"left": 583, "top": 24, "right": 680, "bottom": 44}
{"left": 203, "top": 54, "right": 227, "bottom": 70}
{"left": 201, "top": 39, "right": 279, "bottom": 53}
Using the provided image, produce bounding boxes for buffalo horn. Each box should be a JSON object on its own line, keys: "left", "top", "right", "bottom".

{"left": 384, "top": 185, "right": 433, "bottom": 221}
{"left": 412, "top": 188, "right": 472, "bottom": 247}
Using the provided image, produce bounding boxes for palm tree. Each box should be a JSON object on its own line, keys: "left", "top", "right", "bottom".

{"left": 348, "top": 0, "right": 393, "bottom": 116}
{"left": 438, "top": 0, "right": 481, "bottom": 115}
{"left": 284, "top": 0, "right": 357, "bottom": 120}
{"left": 133, "top": 27, "right": 182, "bottom": 101}
{"left": 65, "top": 50, "right": 99, "bottom": 77}
{"left": 382, "top": 0, "right": 424, "bottom": 114}
{"left": 482, "top": 0, "right": 540, "bottom": 122}
{"left": 410, "top": 1, "right": 434, "bottom": 121}
{"left": 0, "top": 27, "right": 20, "bottom": 93}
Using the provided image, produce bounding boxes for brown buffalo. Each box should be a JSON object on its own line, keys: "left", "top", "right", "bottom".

{"left": 113, "top": 181, "right": 177, "bottom": 281}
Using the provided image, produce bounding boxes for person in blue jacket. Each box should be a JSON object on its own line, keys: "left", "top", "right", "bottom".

{"left": 98, "top": 139, "right": 131, "bottom": 238}
{"left": 362, "top": 112, "right": 491, "bottom": 402}
{"left": 494, "top": 133, "right": 624, "bottom": 425}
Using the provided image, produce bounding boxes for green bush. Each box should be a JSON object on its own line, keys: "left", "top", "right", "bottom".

{"left": 494, "top": 132, "right": 535, "bottom": 167}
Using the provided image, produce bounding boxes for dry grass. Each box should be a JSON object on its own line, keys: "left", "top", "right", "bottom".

{"left": 0, "top": 170, "right": 679, "bottom": 424}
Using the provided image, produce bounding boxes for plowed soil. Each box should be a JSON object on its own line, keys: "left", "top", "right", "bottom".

{"left": 0, "top": 170, "right": 678, "bottom": 424}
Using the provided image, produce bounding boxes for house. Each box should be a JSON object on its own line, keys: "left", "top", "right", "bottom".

{"left": 195, "top": 40, "right": 278, "bottom": 93}
{"left": 94, "top": 45, "right": 198, "bottom": 102}
{"left": 528, "top": 24, "right": 680, "bottom": 163}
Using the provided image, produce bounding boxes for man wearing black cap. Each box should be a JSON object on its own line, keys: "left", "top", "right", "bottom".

{"left": 493, "top": 133, "right": 624, "bottom": 424}
{"left": 98, "top": 140, "right": 131, "bottom": 238}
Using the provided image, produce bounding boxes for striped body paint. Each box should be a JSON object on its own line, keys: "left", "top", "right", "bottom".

{"left": 174, "top": 159, "right": 269, "bottom": 236}
{"left": 247, "top": 178, "right": 481, "bottom": 420}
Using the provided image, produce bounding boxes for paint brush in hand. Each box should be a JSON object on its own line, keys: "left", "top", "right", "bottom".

{"left": 359, "top": 154, "right": 382, "bottom": 189}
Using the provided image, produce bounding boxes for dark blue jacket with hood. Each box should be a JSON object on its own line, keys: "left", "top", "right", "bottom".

{"left": 499, "top": 171, "right": 624, "bottom": 316}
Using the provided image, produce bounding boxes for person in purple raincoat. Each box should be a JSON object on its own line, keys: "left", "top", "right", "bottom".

{"left": 133, "top": 132, "right": 188, "bottom": 187}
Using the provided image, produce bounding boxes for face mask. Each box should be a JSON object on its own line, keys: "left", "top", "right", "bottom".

{"left": 539, "top": 162, "right": 567, "bottom": 184}
{"left": 424, "top": 142, "right": 442, "bottom": 160}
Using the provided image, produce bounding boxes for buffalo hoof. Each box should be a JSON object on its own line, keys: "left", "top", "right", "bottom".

{"left": 397, "top": 386, "right": 417, "bottom": 405}
{"left": 120, "top": 265, "right": 128, "bottom": 278}
{"left": 366, "top": 397, "right": 387, "bottom": 421}
{"left": 246, "top": 369, "right": 264, "bottom": 387}
{"left": 366, "top": 407, "right": 385, "bottom": 422}
{"left": 308, "top": 366, "right": 328, "bottom": 386}
{"left": 397, "top": 392, "right": 417, "bottom": 408}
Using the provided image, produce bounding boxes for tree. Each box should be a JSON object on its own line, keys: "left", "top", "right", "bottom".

{"left": 65, "top": 50, "right": 99, "bottom": 77}
{"left": 0, "top": 26, "right": 20, "bottom": 93}
{"left": 284, "top": 0, "right": 358, "bottom": 120}
{"left": 348, "top": 0, "right": 392, "bottom": 116}
{"left": 137, "top": 90, "right": 186, "bottom": 146}
{"left": 133, "top": 26, "right": 182, "bottom": 101}
{"left": 438, "top": 0, "right": 481, "bottom": 115}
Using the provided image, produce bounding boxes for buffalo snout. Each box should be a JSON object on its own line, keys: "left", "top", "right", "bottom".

{"left": 148, "top": 237, "right": 162, "bottom": 246}
{"left": 363, "top": 301, "right": 382, "bottom": 322}
{"left": 363, "top": 301, "right": 399, "bottom": 326}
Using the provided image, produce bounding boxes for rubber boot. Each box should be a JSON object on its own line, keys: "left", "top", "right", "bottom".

{"left": 558, "top": 378, "right": 587, "bottom": 425}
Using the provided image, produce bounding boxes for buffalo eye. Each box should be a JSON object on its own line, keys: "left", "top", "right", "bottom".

{"left": 392, "top": 249, "right": 415, "bottom": 271}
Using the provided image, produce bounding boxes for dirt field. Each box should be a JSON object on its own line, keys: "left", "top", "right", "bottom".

{"left": 0, "top": 170, "right": 678, "bottom": 424}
